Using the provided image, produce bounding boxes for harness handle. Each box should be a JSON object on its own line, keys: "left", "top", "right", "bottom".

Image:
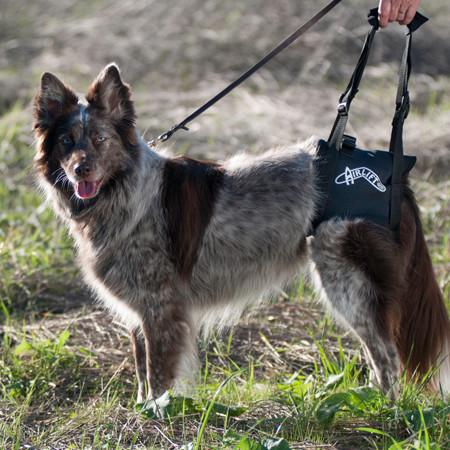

{"left": 328, "top": 8, "right": 378, "bottom": 149}
{"left": 388, "top": 11, "right": 428, "bottom": 227}
{"left": 328, "top": 8, "right": 428, "bottom": 151}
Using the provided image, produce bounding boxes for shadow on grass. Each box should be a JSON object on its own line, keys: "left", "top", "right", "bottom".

{"left": 1, "top": 273, "right": 92, "bottom": 325}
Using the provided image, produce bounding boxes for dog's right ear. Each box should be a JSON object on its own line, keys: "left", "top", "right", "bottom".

{"left": 33, "top": 73, "right": 78, "bottom": 133}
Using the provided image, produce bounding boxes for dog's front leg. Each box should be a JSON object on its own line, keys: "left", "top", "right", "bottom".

{"left": 130, "top": 328, "right": 146, "bottom": 404}
{"left": 140, "top": 303, "right": 191, "bottom": 411}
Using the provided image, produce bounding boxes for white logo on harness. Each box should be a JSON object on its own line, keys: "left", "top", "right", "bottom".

{"left": 335, "top": 167, "right": 386, "bottom": 192}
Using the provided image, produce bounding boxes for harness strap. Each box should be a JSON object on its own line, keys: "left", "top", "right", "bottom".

{"left": 328, "top": 8, "right": 379, "bottom": 149}
{"left": 150, "top": 0, "right": 343, "bottom": 145}
{"left": 329, "top": 9, "right": 427, "bottom": 152}
{"left": 389, "top": 13, "right": 428, "bottom": 229}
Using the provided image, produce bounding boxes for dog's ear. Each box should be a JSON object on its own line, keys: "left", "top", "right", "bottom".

{"left": 86, "top": 63, "right": 135, "bottom": 128}
{"left": 34, "top": 73, "right": 78, "bottom": 133}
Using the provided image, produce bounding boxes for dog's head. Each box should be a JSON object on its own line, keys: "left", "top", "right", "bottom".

{"left": 33, "top": 64, "right": 137, "bottom": 201}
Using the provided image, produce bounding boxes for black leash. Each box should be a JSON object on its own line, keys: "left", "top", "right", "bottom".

{"left": 150, "top": 0, "right": 343, "bottom": 146}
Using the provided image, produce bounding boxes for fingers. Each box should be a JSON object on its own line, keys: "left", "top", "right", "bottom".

{"left": 400, "top": 0, "right": 420, "bottom": 25}
{"left": 379, "top": 0, "right": 421, "bottom": 27}
{"left": 378, "top": 0, "right": 391, "bottom": 28}
{"left": 399, "top": 6, "right": 414, "bottom": 25}
{"left": 397, "top": 8, "right": 407, "bottom": 23}
{"left": 389, "top": 0, "right": 402, "bottom": 23}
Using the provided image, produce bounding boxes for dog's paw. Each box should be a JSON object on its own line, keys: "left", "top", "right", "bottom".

{"left": 139, "top": 391, "right": 170, "bottom": 418}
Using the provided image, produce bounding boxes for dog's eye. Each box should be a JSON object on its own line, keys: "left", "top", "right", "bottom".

{"left": 60, "top": 136, "right": 73, "bottom": 145}
{"left": 96, "top": 135, "right": 107, "bottom": 144}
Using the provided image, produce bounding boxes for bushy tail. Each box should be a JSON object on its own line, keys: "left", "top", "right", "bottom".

{"left": 396, "top": 186, "right": 450, "bottom": 393}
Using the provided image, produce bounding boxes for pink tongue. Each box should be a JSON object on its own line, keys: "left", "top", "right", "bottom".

{"left": 76, "top": 181, "right": 96, "bottom": 199}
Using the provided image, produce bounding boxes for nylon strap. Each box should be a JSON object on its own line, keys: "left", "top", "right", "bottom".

{"left": 328, "top": 9, "right": 427, "bottom": 152}
{"left": 389, "top": 11, "right": 428, "bottom": 228}
{"left": 150, "top": 0, "right": 343, "bottom": 145}
{"left": 328, "top": 7, "right": 379, "bottom": 148}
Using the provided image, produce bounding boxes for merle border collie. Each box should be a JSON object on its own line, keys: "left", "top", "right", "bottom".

{"left": 33, "top": 63, "right": 450, "bottom": 407}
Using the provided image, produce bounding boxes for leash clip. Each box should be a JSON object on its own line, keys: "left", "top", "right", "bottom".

{"left": 149, "top": 124, "right": 189, "bottom": 147}
{"left": 337, "top": 101, "right": 348, "bottom": 115}
{"left": 158, "top": 129, "right": 175, "bottom": 143}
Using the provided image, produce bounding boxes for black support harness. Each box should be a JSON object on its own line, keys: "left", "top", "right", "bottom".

{"left": 151, "top": 4, "right": 428, "bottom": 233}
{"left": 312, "top": 8, "right": 427, "bottom": 231}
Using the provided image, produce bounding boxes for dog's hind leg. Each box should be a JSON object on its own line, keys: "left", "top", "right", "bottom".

{"left": 130, "top": 328, "right": 147, "bottom": 404}
{"left": 309, "top": 219, "right": 403, "bottom": 398}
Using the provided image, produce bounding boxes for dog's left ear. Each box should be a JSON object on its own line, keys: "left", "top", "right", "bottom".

{"left": 86, "top": 63, "right": 135, "bottom": 127}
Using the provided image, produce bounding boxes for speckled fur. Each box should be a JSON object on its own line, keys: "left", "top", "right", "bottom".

{"left": 33, "top": 64, "right": 450, "bottom": 402}
{"left": 309, "top": 220, "right": 401, "bottom": 397}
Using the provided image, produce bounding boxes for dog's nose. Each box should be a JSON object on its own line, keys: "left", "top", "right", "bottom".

{"left": 74, "top": 161, "right": 92, "bottom": 178}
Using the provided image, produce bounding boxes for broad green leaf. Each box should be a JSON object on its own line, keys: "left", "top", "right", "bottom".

{"left": 278, "top": 377, "right": 313, "bottom": 398}
{"left": 348, "top": 386, "right": 381, "bottom": 406}
{"left": 234, "top": 437, "right": 267, "bottom": 450}
{"left": 166, "top": 396, "right": 199, "bottom": 416}
{"left": 138, "top": 395, "right": 199, "bottom": 419}
{"left": 56, "top": 329, "right": 71, "bottom": 348}
{"left": 315, "top": 392, "right": 350, "bottom": 424}
{"left": 403, "top": 407, "right": 436, "bottom": 432}
{"left": 203, "top": 401, "right": 247, "bottom": 418}
{"left": 13, "top": 340, "right": 33, "bottom": 356}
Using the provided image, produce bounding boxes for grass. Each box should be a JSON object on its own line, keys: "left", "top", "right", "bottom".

{"left": 0, "top": 108, "right": 449, "bottom": 449}
{"left": 1, "top": 313, "right": 449, "bottom": 448}
{"left": 0, "top": 106, "right": 79, "bottom": 321}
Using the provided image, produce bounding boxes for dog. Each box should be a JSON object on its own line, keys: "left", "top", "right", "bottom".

{"left": 33, "top": 63, "right": 450, "bottom": 406}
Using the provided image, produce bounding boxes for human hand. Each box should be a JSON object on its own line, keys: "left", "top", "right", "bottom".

{"left": 378, "top": 0, "right": 421, "bottom": 27}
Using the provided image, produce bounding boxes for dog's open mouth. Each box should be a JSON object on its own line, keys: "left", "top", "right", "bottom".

{"left": 75, "top": 180, "right": 102, "bottom": 199}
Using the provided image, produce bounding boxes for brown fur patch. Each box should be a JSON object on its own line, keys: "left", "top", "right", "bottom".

{"left": 342, "top": 183, "right": 450, "bottom": 382}
{"left": 162, "top": 156, "right": 224, "bottom": 280}
{"left": 396, "top": 186, "right": 450, "bottom": 380}
{"left": 341, "top": 220, "right": 403, "bottom": 341}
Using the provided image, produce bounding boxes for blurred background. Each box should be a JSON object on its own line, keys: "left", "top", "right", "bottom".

{"left": 1, "top": 0, "right": 450, "bottom": 168}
